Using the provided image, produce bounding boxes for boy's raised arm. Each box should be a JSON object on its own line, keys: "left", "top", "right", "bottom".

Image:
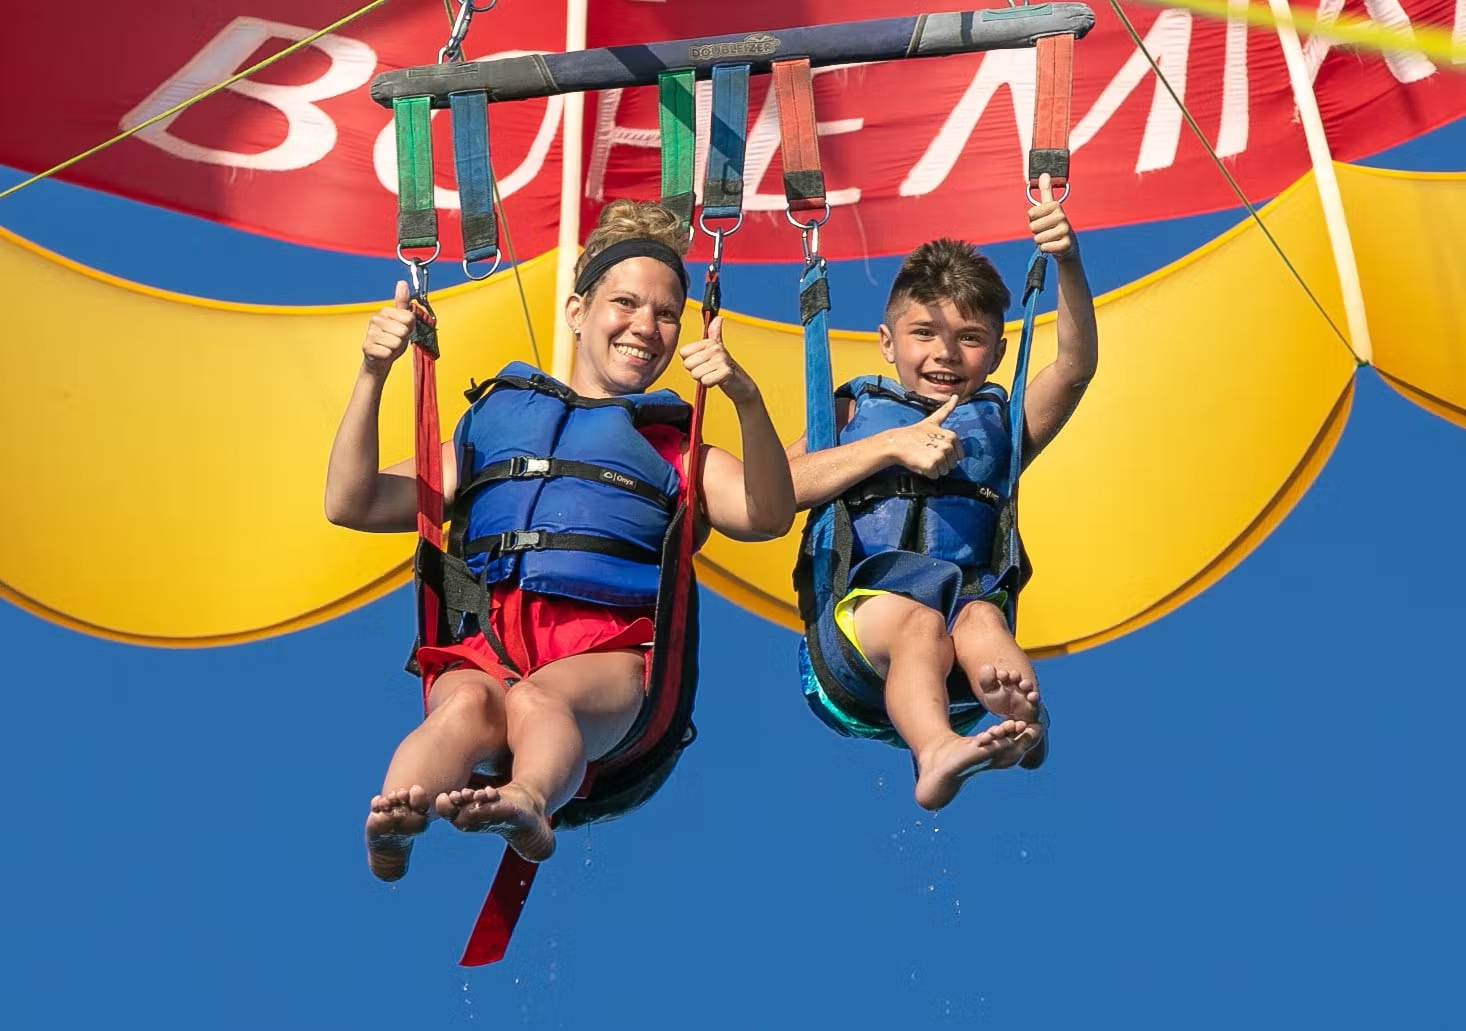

{"left": 1017, "top": 175, "right": 1098, "bottom": 465}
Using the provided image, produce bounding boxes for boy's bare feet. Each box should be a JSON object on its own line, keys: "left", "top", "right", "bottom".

{"left": 436, "top": 784, "right": 557, "bottom": 862}
{"left": 913, "top": 719, "right": 1043, "bottom": 810}
{"left": 974, "top": 664, "right": 1042, "bottom": 723}
{"left": 365, "top": 785, "right": 432, "bottom": 882}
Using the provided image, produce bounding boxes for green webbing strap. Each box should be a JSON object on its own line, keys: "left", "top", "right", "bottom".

{"left": 657, "top": 70, "right": 696, "bottom": 231}
{"left": 393, "top": 95, "right": 438, "bottom": 252}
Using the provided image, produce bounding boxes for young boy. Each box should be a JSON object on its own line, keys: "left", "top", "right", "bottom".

{"left": 787, "top": 174, "right": 1098, "bottom": 811}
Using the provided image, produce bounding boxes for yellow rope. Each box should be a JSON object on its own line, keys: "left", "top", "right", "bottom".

{"left": 1135, "top": 0, "right": 1465, "bottom": 67}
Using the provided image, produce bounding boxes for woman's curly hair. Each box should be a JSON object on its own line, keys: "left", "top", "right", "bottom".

{"left": 573, "top": 199, "right": 691, "bottom": 299}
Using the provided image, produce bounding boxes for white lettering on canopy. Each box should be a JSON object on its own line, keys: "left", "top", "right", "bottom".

{"left": 121, "top": 18, "right": 374, "bottom": 171}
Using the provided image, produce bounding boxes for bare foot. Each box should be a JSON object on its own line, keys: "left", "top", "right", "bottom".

{"left": 436, "top": 784, "right": 556, "bottom": 862}
{"left": 974, "top": 665, "right": 1042, "bottom": 722}
{"left": 913, "top": 720, "right": 1035, "bottom": 810}
{"left": 365, "top": 785, "right": 432, "bottom": 882}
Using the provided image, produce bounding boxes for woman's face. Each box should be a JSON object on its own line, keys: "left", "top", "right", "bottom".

{"left": 566, "top": 257, "right": 685, "bottom": 397}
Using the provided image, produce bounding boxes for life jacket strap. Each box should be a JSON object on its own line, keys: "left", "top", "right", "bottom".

{"left": 842, "top": 474, "right": 1002, "bottom": 509}
{"left": 462, "top": 529, "right": 661, "bottom": 566}
{"left": 459, "top": 455, "right": 678, "bottom": 512}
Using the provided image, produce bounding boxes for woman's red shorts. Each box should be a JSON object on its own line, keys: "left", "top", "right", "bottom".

{"left": 413, "top": 584, "right": 656, "bottom": 710}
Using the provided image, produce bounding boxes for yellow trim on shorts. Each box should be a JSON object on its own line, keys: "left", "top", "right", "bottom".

{"left": 832, "top": 588, "right": 890, "bottom": 667}
{"left": 832, "top": 585, "right": 1013, "bottom": 668}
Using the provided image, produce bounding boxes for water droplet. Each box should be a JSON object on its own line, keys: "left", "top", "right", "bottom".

{"left": 1020, "top": 849, "right": 1029, "bottom": 859}
{"left": 927, "top": 884, "right": 935, "bottom": 892}
{"left": 914, "top": 819, "right": 923, "bottom": 827}
{"left": 463, "top": 984, "right": 470, "bottom": 992}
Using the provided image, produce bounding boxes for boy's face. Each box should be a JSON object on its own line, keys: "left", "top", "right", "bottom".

{"left": 878, "top": 297, "right": 1006, "bottom": 402}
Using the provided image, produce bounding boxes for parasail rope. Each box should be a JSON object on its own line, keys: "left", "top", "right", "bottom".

{"left": 0, "top": 0, "right": 396, "bottom": 203}
{"left": 1106, "top": 0, "right": 1356, "bottom": 361}
{"left": 490, "top": 167, "right": 543, "bottom": 369}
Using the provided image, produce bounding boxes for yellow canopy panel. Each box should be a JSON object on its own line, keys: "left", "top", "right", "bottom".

{"left": 1, "top": 165, "right": 1458, "bottom": 652}
{"left": 1337, "top": 164, "right": 1466, "bottom": 428}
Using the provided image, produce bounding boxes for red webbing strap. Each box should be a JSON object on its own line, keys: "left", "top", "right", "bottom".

{"left": 644, "top": 356, "right": 708, "bottom": 749}
{"left": 1028, "top": 34, "right": 1075, "bottom": 193}
{"left": 772, "top": 59, "right": 826, "bottom": 212}
{"left": 460, "top": 849, "right": 539, "bottom": 966}
{"left": 412, "top": 348, "right": 444, "bottom": 550}
{"left": 410, "top": 296, "right": 445, "bottom": 672}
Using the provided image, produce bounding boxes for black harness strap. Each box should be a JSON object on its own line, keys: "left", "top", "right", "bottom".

{"left": 842, "top": 474, "right": 1002, "bottom": 509}
{"left": 462, "top": 529, "right": 660, "bottom": 566}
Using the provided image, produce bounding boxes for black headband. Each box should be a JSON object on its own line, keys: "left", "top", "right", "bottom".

{"left": 573, "top": 238, "right": 689, "bottom": 298}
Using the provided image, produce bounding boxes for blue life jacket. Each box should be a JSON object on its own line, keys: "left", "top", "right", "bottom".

{"left": 835, "top": 375, "right": 1011, "bottom": 574}
{"left": 448, "top": 361, "right": 689, "bottom": 608}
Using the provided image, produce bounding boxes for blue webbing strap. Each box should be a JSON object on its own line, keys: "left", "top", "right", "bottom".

{"left": 800, "top": 259, "right": 836, "bottom": 453}
{"left": 449, "top": 90, "right": 501, "bottom": 277}
{"left": 1009, "top": 248, "right": 1046, "bottom": 498}
{"left": 702, "top": 64, "right": 750, "bottom": 222}
{"left": 997, "top": 247, "right": 1047, "bottom": 633}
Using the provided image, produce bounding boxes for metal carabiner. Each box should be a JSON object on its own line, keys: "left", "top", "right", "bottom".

{"left": 439, "top": 0, "right": 493, "bottom": 63}
{"left": 403, "top": 255, "right": 431, "bottom": 301}
{"left": 707, "top": 225, "right": 727, "bottom": 271}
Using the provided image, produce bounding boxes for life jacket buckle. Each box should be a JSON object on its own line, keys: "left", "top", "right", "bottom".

{"left": 508, "top": 456, "right": 551, "bottom": 478}
{"left": 892, "top": 474, "right": 926, "bottom": 498}
{"left": 499, "top": 529, "right": 543, "bottom": 552}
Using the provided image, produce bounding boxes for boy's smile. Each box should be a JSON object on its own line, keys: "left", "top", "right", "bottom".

{"left": 878, "top": 297, "right": 1007, "bottom": 402}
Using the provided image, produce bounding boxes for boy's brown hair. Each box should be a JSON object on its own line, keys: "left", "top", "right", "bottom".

{"left": 883, "top": 238, "right": 1010, "bottom": 332}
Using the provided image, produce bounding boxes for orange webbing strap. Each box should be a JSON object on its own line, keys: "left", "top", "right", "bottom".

{"left": 772, "top": 58, "right": 826, "bottom": 212}
{"left": 1028, "top": 33, "right": 1075, "bottom": 195}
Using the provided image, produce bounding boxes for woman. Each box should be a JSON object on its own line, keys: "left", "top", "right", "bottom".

{"left": 325, "top": 200, "right": 794, "bottom": 880}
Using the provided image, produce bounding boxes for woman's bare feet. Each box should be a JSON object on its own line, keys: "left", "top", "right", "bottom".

{"left": 913, "top": 719, "right": 1043, "bottom": 810}
{"left": 365, "top": 785, "right": 432, "bottom": 882}
{"left": 436, "top": 784, "right": 557, "bottom": 862}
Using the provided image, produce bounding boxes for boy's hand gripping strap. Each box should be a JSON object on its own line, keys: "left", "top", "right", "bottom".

{"left": 1008, "top": 30, "right": 1077, "bottom": 596}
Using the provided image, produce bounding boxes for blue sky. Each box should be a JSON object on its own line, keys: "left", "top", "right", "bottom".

{"left": 1, "top": 112, "right": 1462, "bottom": 1029}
